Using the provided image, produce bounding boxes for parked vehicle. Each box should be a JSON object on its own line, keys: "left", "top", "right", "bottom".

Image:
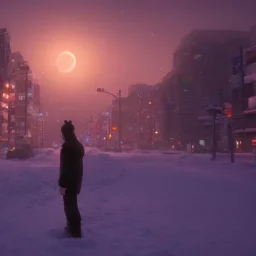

{"left": 6, "top": 144, "right": 34, "bottom": 159}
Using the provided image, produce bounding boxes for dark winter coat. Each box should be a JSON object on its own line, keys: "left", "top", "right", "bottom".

{"left": 59, "top": 136, "right": 85, "bottom": 194}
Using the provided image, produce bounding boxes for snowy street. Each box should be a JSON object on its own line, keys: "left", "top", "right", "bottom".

{"left": 0, "top": 149, "right": 256, "bottom": 256}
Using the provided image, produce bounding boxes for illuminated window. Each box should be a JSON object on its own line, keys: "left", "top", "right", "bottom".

{"left": 18, "top": 93, "right": 25, "bottom": 100}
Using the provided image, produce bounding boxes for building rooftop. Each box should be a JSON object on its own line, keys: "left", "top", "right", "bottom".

{"left": 0, "top": 28, "right": 8, "bottom": 34}
{"left": 175, "top": 29, "right": 249, "bottom": 53}
{"left": 11, "top": 52, "right": 24, "bottom": 62}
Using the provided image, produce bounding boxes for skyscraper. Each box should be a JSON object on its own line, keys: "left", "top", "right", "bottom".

{"left": 165, "top": 29, "right": 249, "bottom": 147}
{"left": 231, "top": 25, "right": 256, "bottom": 152}
{"left": 0, "top": 28, "right": 11, "bottom": 82}
{"left": 0, "top": 28, "right": 11, "bottom": 149}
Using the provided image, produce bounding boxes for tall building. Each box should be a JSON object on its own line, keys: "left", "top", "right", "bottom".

{"left": 31, "top": 83, "right": 44, "bottom": 148}
{"left": 12, "top": 52, "right": 28, "bottom": 138}
{"left": 0, "top": 28, "right": 11, "bottom": 149}
{"left": 87, "top": 112, "right": 111, "bottom": 147}
{"left": 7, "top": 52, "right": 26, "bottom": 147}
{"left": 0, "top": 82, "right": 9, "bottom": 149}
{"left": 159, "top": 72, "right": 181, "bottom": 147}
{"left": 10, "top": 52, "right": 41, "bottom": 148}
{"left": 165, "top": 29, "right": 249, "bottom": 147}
{"left": 231, "top": 25, "right": 256, "bottom": 151}
{"left": 128, "top": 84, "right": 152, "bottom": 95}
{"left": 0, "top": 28, "right": 11, "bottom": 82}
{"left": 111, "top": 84, "right": 164, "bottom": 149}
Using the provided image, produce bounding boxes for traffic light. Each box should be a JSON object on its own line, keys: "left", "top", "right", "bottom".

{"left": 97, "top": 88, "right": 105, "bottom": 92}
{"left": 223, "top": 103, "right": 232, "bottom": 118}
{"left": 112, "top": 126, "right": 118, "bottom": 131}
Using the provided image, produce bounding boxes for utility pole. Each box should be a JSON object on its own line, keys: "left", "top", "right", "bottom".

{"left": 240, "top": 46, "right": 245, "bottom": 110}
{"left": 224, "top": 103, "right": 235, "bottom": 163}
{"left": 96, "top": 88, "right": 122, "bottom": 151}
{"left": 149, "top": 101, "right": 153, "bottom": 149}
{"left": 105, "top": 132, "right": 108, "bottom": 149}
{"left": 39, "top": 100, "right": 44, "bottom": 148}
{"left": 24, "top": 66, "right": 28, "bottom": 136}
{"left": 206, "top": 105, "right": 223, "bottom": 161}
{"left": 105, "top": 117, "right": 108, "bottom": 150}
{"left": 41, "top": 119, "right": 44, "bottom": 148}
{"left": 118, "top": 89, "right": 122, "bottom": 151}
{"left": 227, "top": 120, "right": 235, "bottom": 163}
{"left": 7, "top": 79, "right": 11, "bottom": 147}
{"left": 212, "top": 110, "right": 217, "bottom": 161}
{"left": 7, "top": 79, "right": 16, "bottom": 148}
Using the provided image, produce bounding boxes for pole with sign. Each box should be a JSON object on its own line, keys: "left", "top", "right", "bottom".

{"left": 223, "top": 103, "right": 234, "bottom": 163}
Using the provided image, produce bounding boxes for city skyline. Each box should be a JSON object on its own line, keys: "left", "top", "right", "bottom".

{"left": 1, "top": 0, "right": 256, "bottom": 144}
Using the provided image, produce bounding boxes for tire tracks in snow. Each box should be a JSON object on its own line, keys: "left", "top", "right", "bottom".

{"left": 84, "top": 154, "right": 127, "bottom": 192}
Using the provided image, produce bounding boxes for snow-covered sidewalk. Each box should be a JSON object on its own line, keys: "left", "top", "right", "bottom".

{"left": 0, "top": 148, "right": 256, "bottom": 256}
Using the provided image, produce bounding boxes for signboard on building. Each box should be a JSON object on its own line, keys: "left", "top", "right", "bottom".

{"left": 0, "top": 137, "right": 7, "bottom": 142}
{"left": 244, "top": 73, "right": 256, "bottom": 84}
{"left": 248, "top": 96, "right": 256, "bottom": 109}
{"left": 245, "top": 46, "right": 256, "bottom": 66}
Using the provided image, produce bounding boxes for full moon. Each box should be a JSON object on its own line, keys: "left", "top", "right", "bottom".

{"left": 56, "top": 51, "right": 76, "bottom": 73}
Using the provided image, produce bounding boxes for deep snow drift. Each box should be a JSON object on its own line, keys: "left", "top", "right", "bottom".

{"left": 0, "top": 148, "right": 256, "bottom": 256}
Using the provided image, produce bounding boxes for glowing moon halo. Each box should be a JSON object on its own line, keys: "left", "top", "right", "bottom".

{"left": 56, "top": 51, "right": 77, "bottom": 73}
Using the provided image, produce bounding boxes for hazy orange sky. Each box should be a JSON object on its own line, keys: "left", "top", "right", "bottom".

{"left": 1, "top": 0, "right": 255, "bottom": 136}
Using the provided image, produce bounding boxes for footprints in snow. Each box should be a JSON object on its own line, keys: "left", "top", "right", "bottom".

{"left": 48, "top": 227, "right": 98, "bottom": 249}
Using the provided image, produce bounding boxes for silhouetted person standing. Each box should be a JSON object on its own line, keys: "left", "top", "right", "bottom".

{"left": 59, "top": 120, "right": 84, "bottom": 238}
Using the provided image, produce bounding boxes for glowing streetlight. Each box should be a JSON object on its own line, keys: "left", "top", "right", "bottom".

{"left": 97, "top": 88, "right": 122, "bottom": 151}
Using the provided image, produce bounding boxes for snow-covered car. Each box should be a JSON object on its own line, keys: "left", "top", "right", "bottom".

{"left": 6, "top": 146, "right": 34, "bottom": 159}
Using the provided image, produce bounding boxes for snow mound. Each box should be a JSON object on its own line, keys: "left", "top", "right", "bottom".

{"left": 34, "top": 148, "right": 58, "bottom": 156}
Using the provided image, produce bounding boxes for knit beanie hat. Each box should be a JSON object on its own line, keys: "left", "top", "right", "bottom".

{"left": 61, "top": 120, "right": 75, "bottom": 137}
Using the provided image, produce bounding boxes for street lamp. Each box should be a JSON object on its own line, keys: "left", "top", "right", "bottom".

{"left": 148, "top": 101, "right": 153, "bottom": 149}
{"left": 97, "top": 88, "right": 122, "bottom": 151}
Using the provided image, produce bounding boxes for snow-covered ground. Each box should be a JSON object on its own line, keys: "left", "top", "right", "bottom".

{"left": 0, "top": 148, "right": 256, "bottom": 256}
